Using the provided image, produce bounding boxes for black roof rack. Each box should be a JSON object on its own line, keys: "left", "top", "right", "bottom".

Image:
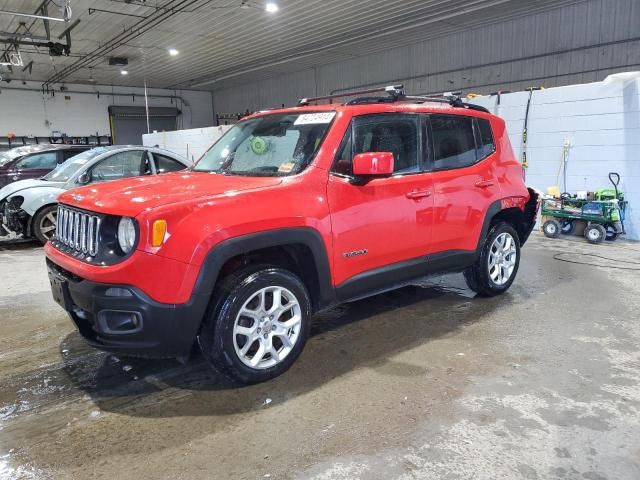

{"left": 297, "top": 85, "right": 490, "bottom": 114}
{"left": 297, "top": 85, "right": 404, "bottom": 106}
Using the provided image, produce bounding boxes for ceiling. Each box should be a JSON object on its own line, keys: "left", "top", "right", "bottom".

{"left": 0, "top": 0, "right": 589, "bottom": 91}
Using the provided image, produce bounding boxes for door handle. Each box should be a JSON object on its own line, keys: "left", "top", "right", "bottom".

{"left": 475, "top": 180, "right": 494, "bottom": 188}
{"left": 406, "top": 189, "right": 432, "bottom": 200}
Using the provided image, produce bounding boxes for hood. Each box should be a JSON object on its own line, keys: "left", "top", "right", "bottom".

{"left": 57, "top": 172, "right": 284, "bottom": 217}
{"left": 0, "top": 178, "right": 65, "bottom": 201}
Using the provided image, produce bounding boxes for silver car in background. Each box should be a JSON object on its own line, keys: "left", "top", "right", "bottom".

{"left": 0, "top": 146, "right": 191, "bottom": 244}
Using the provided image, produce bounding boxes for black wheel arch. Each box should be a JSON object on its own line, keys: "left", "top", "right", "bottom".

{"left": 477, "top": 189, "right": 539, "bottom": 250}
{"left": 192, "top": 227, "right": 334, "bottom": 314}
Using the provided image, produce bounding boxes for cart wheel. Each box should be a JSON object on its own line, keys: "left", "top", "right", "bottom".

{"left": 543, "top": 220, "right": 561, "bottom": 238}
{"left": 605, "top": 225, "right": 618, "bottom": 241}
{"left": 560, "top": 220, "right": 575, "bottom": 235}
{"left": 584, "top": 224, "right": 606, "bottom": 244}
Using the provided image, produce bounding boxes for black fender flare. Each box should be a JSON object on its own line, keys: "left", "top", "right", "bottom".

{"left": 475, "top": 200, "right": 503, "bottom": 253}
{"left": 190, "top": 227, "right": 335, "bottom": 314}
{"left": 476, "top": 189, "right": 539, "bottom": 251}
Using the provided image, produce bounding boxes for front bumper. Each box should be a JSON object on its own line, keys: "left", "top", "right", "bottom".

{"left": 47, "top": 259, "right": 207, "bottom": 358}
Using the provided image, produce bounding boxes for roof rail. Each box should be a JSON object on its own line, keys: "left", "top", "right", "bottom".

{"left": 298, "top": 85, "right": 404, "bottom": 106}
{"left": 298, "top": 86, "right": 490, "bottom": 113}
{"left": 400, "top": 93, "right": 490, "bottom": 113}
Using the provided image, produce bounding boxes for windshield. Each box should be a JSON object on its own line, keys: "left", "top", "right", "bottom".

{"left": 194, "top": 112, "right": 335, "bottom": 176}
{"left": 43, "top": 147, "right": 108, "bottom": 182}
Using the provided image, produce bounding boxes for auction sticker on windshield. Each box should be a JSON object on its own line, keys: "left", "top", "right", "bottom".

{"left": 294, "top": 112, "right": 336, "bottom": 125}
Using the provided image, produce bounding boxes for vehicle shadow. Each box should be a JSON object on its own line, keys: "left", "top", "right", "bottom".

{"left": 0, "top": 237, "right": 40, "bottom": 250}
{"left": 59, "top": 272, "right": 507, "bottom": 418}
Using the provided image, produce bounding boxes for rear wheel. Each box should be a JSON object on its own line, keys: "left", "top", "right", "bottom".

{"left": 584, "top": 224, "right": 606, "bottom": 244}
{"left": 560, "top": 220, "right": 576, "bottom": 235}
{"left": 199, "top": 266, "right": 311, "bottom": 384}
{"left": 605, "top": 225, "right": 619, "bottom": 241}
{"left": 543, "top": 219, "right": 561, "bottom": 238}
{"left": 464, "top": 222, "right": 520, "bottom": 297}
{"left": 33, "top": 205, "right": 58, "bottom": 245}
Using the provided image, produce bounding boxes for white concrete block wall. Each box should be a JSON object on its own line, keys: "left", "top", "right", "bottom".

{"left": 470, "top": 72, "right": 640, "bottom": 240}
{"left": 0, "top": 81, "right": 213, "bottom": 139}
{"left": 143, "top": 125, "right": 231, "bottom": 163}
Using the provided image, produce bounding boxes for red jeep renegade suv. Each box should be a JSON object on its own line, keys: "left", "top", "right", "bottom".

{"left": 45, "top": 87, "right": 539, "bottom": 384}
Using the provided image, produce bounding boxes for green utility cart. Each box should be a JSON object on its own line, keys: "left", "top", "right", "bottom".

{"left": 541, "top": 173, "right": 627, "bottom": 244}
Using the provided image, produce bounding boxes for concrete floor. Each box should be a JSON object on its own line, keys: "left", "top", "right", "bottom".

{"left": 1, "top": 232, "right": 639, "bottom": 480}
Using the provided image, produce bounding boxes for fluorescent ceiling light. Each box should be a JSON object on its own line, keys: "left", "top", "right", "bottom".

{"left": 120, "top": 70, "right": 128, "bottom": 75}
{"left": 0, "top": 8, "right": 67, "bottom": 22}
{"left": 265, "top": 2, "right": 278, "bottom": 13}
{"left": 168, "top": 48, "right": 179, "bottom": 56}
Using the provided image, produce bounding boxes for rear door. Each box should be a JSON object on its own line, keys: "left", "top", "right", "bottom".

{"left": 427, "top": 114, "right": 501, "bottom": 253}
{"left": 327, "top": 113, "right": 434, "bottom": 289}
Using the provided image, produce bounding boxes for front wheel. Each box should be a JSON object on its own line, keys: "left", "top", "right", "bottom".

{"left": 199, "top": 266, "right": 311, "bottom": 384}
{"left": 584, "top": 224, "right": 606, "bottom": 244}
{"left": 464, "top": 222, "right": 521, "bottom": 297}
{"left": 543, "top": 219, "right": 561, "bottom": 238}
{"left": 33, "top": 205, "right": 58, "bottom": 245}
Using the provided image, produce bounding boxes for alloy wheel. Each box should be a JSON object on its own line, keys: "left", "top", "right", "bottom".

{"left": 488, "top": 232, "right": 517, "bottom": 286}
{"left": 39, "top": 210, "right": 57, "bottom": 240}
{"left": 232, "top": 286, "right": 302, "bottom": 369}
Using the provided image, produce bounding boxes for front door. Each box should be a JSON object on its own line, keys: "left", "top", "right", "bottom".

{"left": 10, "top": 150, "right": 59, "bottom": 183}
{"left": 327, "top": 113, "right": 434, "bottom": 292}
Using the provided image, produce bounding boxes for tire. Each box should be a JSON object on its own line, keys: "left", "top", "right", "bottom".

{"left": 560, "top": 220, "right": 576, "bottom": 235}
{"left": 464, "top": 222, "right": 521, "bottom": 297}
{"left": 605, "top": 225, "right": 618, "bottom": 241}
{"left": 584, "top": 224, "right": 606, "bottom": 244}
{"left": 199, "top": 266, "right": 311, "bottom": 384}
{"left": 32, "top": 205, "right": 58, "bottom": 245}
{"left": 543, "top": 219, "right": 561, "bottom": 238}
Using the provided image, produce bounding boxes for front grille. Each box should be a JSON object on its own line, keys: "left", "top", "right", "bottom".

{"left": 55, "top": 205, "right": 101, "bottom": 256}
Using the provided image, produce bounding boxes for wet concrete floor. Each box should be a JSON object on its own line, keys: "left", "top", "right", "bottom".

{"left": 1, "top": 232, "right": 639, "bottom": 479}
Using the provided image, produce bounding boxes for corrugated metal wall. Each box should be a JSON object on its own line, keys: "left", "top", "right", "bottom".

{"left": 212, "top": 0, "right": 640, "bottom": 116}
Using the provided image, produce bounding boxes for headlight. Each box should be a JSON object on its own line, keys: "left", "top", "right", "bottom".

{"left": 117, "top": 217, "right": 137, "bottom": 254}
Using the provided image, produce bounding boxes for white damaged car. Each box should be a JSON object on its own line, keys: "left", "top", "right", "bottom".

{"left": 0, "top": 146, "right": 191, "bottom": 244}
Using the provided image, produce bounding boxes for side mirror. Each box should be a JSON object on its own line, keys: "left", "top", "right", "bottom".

{"left": 77, "top": 171, "right": 91, "bottom": 185}
{"left": 352, "top": 152, "right": 394, "bottom": 177}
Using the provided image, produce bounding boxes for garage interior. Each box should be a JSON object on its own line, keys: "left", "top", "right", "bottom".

{"left": 1, "top": 0, "right": 640, "bottom": 479}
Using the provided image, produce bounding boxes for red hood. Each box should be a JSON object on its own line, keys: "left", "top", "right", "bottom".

{"left": 58, "top": 172, "right": 283, "bottom": 217}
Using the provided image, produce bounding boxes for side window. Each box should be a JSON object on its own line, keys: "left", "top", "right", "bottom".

{"left": 90, "top": 150, "right": 144, "bottom": 182}
{"left": 476, "top": 118, "right": 496, "bottom": 159}
{"left": 430, "top": 115, "right": 477, "bottom": 170}
{"left": 62, "top": 150, "right": 81, "bottom": 162}
{"left": 153, "top": 153, "right": 186, "bottom": 174}
{"left": 332, "top": 115, "right": 419, "bottom": 176}
{"left": 333, "top": 130, "right": 353, "bottom": 176}
{"left": 14, "top": 152, "right": 58, "bottom": 170}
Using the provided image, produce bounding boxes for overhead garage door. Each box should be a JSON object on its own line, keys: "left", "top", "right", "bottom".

{"left": 109, "top": 106, "right": 178, "bottom": 145}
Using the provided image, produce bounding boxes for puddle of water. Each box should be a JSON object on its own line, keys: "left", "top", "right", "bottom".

{"left": 0, "top": 453, "right": 45, "bottom": 480}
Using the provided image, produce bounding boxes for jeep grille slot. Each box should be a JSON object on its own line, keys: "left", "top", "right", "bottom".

{"left": 56, "top": 206, "right": 101, "bottom": 256}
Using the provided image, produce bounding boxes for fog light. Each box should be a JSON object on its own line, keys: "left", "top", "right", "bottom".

{"left": 105, "top": 288, "right": 133, "bottom": 298}
{"left": 98, "top": 311, "right": 142, "bottom": 334}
